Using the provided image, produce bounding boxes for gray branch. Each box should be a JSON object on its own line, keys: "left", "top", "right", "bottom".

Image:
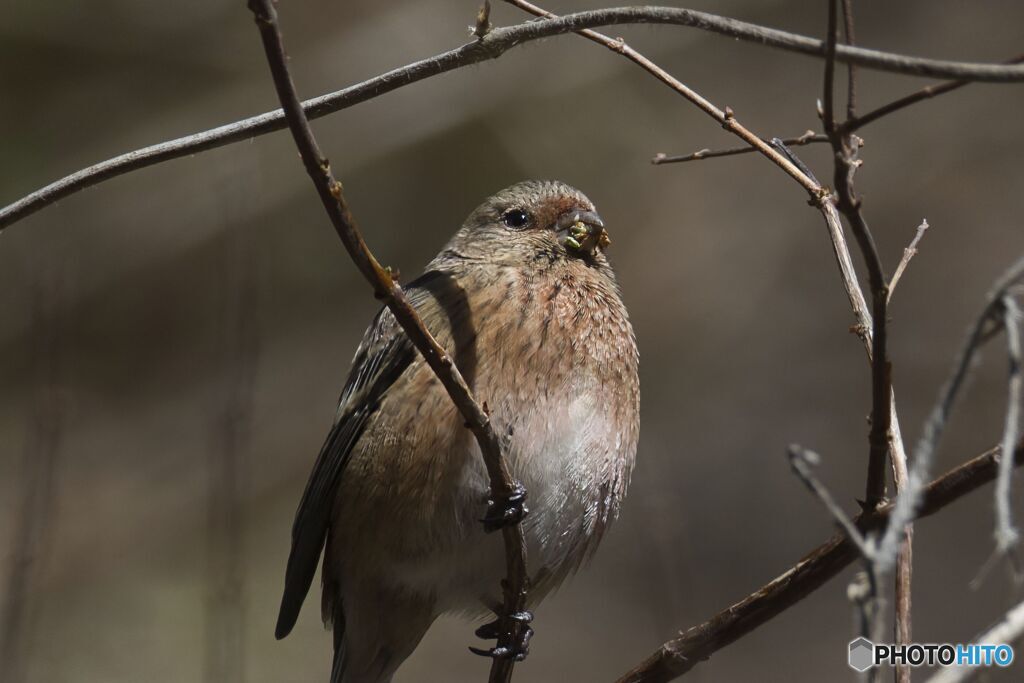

{"left": 4, "top": 5, "right": 1024, "bottom": 230}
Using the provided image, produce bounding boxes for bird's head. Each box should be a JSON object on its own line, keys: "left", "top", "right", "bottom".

{"left": 450, "top": 180, "right": 612, "bottom": 270}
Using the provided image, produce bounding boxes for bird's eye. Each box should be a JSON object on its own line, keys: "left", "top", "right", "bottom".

{"left": 502, "top": 209, "right": 530, "bottom": 228}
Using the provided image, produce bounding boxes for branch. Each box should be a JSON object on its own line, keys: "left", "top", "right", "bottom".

{"left": 788, "top": 445, "right": 872, "bottom": 559}
{"left": 651, "top": 131, "right": 827, "bottom": 165}
{"left": 888, "top": 219, "right": 930, "bottom": 301}
{"left": 876, "top": 256, "right": 1024, "bottom": 574}
{"left": 244, "top": 3, "right": 528, "bottom": 681}
{"left": 995, "top": 296, "right": 1022, "bottom": 554}
{"left": 615, "top": 441, "right": 1024, "bottom": 683}
{"left": 504, "top": 0, "right": 825, "bottom": 199}
{"left": 842, "top": 54, "right": 1024, "bottom": 134}
{"left": 822, "top": 11, "right": 892, "bottom": 511}
{"left": 5, "top": 5, "right": 1024, "bottom": 230}
{"left": 787, "top": 444, "right": 881, "bottom": 668}
{"left": 821, "top": 4, "right": 912, "bottom": 672}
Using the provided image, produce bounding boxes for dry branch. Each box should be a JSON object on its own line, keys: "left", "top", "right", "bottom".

{"left": 244, "top": 2, "right": 528, "bottom": 681}
{"left": 5, "top": 6, "right": 1024, "bottom": 230}
{"left": 876, "top": 256, "right": 1024, "bottom": 573}
{"left": 651, "top": 131, "right": 827, "bottom": 165}
{"left": 615, "top": 441, "right": 1024, "bottom": 683}
{"left": 995, "top": 296, "right": 1023, "bottom": 555}
{"left": 888, "top": 220, "right": 930, "bottom": 301}
{"left": 819, "top": 4, "right": 911, "bottom": 673}
{"left": 842, "top": 54, "right": 1024, "bottom": 134}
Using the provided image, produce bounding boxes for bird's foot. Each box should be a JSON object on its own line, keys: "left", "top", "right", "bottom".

{"left": 480, "top": 483, "right": 528, "bottom": 533}
{"left": 469, "top": 611, "right": 534, "bottom": 661}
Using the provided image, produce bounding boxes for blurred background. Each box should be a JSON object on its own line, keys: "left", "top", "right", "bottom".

{"left": 2, "top": 0, "right": 1024, "bottom": 681}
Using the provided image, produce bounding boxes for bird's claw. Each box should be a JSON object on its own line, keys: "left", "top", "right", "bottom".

{"left": 480, "top": 483, "right": 528, "bottom": 533}
{"left": 469, "top": 611, "right": 534, "bottom": 661}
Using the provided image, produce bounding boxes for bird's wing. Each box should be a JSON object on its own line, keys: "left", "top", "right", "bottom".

{"left": 275, "top": 277, "right": 443, "bottom": 639}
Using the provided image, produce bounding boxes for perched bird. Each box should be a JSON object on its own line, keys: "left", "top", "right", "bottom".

{"left": 276, "top": 180, "right": 640, "bottom": 683}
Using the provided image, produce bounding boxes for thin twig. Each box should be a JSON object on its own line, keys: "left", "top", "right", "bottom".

{"left": 822, "top": 2, "right": 911, "bottom": 676}
{"left": 789, "top": 442, "right": 883, "bottom": 667}
{"left": 6, "top": 6, "right": 1024, "bottom": 230}
{"left": 843, "top": 54, "right": 1024, "bottom": 134}
{"left": 924, "top": 598, "right": 1024, "bottom": 683}
{"left": 789, "top": 444, "right": 881, "bottom": 675}
{"left": 822, "top": 0, "right": 839, "bottom": 137}
{"left": 244, "top": 3, "right": 529, "bottom": 681}
{"left": 876, "top": 256, "right": 1024, "bottom": 573}
{"left": 788, "top": 445, "right": 873, "bottom": 558}
{"left": 995, "top": 296, "right": 1022, "bottom": 555}
{"left": 651, "top": 131, "right": 827, "bottom": 165}
{"left": 502, "top": 0, "right": 823, "bottom": 197}
{"left": 615, "top": 441, "right": 1024, "bottom": 683}
{"left": 825, "top": 77, "right": 892, "bottom": 515}
{"left": 888, "top": 220, "right": 930, "bottom": 301}
{"left": 840, "top": 0, "right": 857, "bottom": 118}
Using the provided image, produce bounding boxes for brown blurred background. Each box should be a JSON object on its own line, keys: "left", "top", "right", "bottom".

{"left": 3, "top": 1, "right": 1024, "bottom": 681}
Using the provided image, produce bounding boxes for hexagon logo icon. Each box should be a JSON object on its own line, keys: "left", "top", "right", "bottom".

{"left": 849, "top": 637, "right": 874, "bottom": 672}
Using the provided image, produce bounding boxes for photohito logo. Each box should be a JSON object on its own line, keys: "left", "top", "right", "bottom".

{"left": 848, "top": 637, "right": 1014, "bottom": 672}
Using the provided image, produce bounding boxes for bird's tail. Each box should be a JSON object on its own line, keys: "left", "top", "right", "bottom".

{"left": 329, "top": 600, "right": 347, "bottom": 683}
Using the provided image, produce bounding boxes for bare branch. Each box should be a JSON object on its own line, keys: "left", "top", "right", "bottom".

{"left": 244, "top": 3, "right": 529, "bottom": 680}
{"left": 823, "top": 118, "right": 892, "bottom": 514}
{"left": 5, "top": 6, "right": 1024, "bottom": 230}
{"left": 651, "top": 131, "right": 826, "bottom": 165}
{"left": 615, "top": 442, "right": 1024, "bottom": 683}
{"left": 788, "top": 445, "right": 872, "bottom": 558}
{"left": 876, "top": 256, "right": 1024, "bottom": 574}
{"left": 995, "top": 296, "right": 1023, "bottom": 555}
{"left": 840, "top": 0, "right": 857, "bottom": 118}
{"left": 504, "top": 0, "right": 823, "bottom": 196}
{"left": 888, "top": 219, "right": 930, "bottom": 301}
{"left": 843, "top": 54, "right": 1024, "bottom": 134}
{"left": 821, "top": 0, "right": 839, "bottom": 137}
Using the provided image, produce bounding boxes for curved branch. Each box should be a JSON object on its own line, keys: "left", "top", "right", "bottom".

{"left": 4, "top": 5, "right": 1024, "bottom": 230}
{"left": 615, "top": 441, "right": 1024, "bottom": 683}
{"left": 245, "top": 2, "right": 529, "bottom": 681}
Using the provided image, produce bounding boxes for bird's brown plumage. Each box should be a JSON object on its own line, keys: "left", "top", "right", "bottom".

{"left": 277, "top": 180, "right": 640, "bottom": 683}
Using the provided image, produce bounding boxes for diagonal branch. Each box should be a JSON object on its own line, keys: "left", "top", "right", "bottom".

{"left": 875, "top": 256, "right": 1024, "bottom": 574}
{"left": 244, "top": 3, "right": 528, "bottom": 682}
{"left": 5, "top": 5, "right": 1024, "bottom": 230}
{"left": 615, "top": 441, "right": 1024, "bottom": 683}
{"left": 842, "top": 54, "right": 1024, "bottom": 134}
{"left": 651, "top": 131, "right": 827, "bottom": 165}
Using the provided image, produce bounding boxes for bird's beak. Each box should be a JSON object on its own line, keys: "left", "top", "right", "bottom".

{"left": 556, "top": 209, "right": 610, "bottom": 255}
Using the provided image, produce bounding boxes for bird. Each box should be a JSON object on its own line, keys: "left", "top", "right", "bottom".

{"left": 275, "top": 180, "right": 640, "bottom": 683}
